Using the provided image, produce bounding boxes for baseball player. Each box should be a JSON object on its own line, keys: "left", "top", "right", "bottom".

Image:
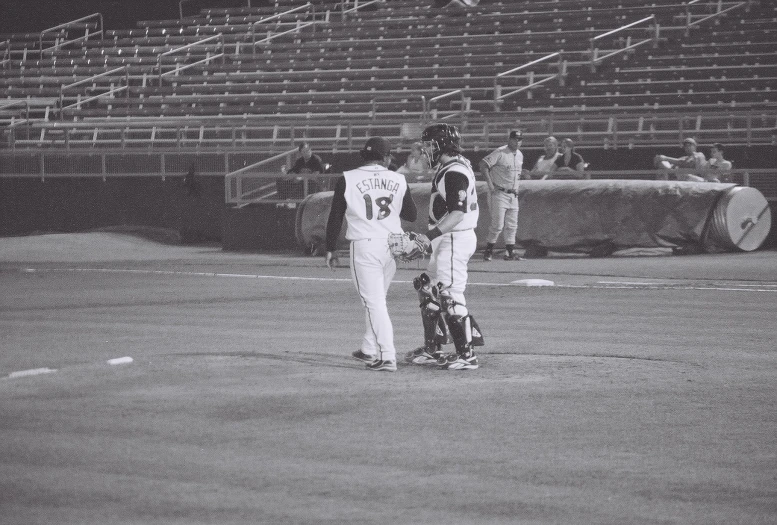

{"left": 479, "top": 130, "right": 525, "bottom": 261}
{"left": 405, "top": 123, "right": 484, "bottom": 370}
{"left": 324, "top": 137, "right": 418, "bottom": 372}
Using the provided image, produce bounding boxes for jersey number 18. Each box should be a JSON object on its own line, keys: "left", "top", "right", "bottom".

{"left": 363, "top": 194, "right": 393, "bottom": 220}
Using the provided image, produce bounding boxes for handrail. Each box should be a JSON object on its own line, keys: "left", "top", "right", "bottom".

{"left": 251, "top": 3, "right": 313, "bottom": 51}
{"left": 494, "top": 53, "right": 564, "bottom": 105}
{"left": 342, "top": 0, "right": 382, "bottom": 18}
{"left": 160, "top": 53, "right": 226, "bottom": 80}
{"left": 157, "top": 33, "right": 224, "bottom": 85}
{"left": 590, "top": 15, "right": 656, "bottom": 67}
{"left": 61, "top": 66, "right": 128, "bottom": 91}
{"left": 60, "top": 85, "right": 129, "bottom": 112}
{"left": 252, "top": 22, "right": 319, "bottom": 48}
{"left": 688, "top": 1, "right": 747, "bottom": 29}
{"left": 497, "top": 52, "right": 561, "bottom": 78}
{"left": 592, "top": 15, "right": 655, "bottom": 42}
{"left": 226, "top": 149, "right": 297, "bottom": 178}
{"left": 423, "top": 89, "right": 467, "bottom": 122}
{"left": 39, "top": 13, "right": 103, "bottom": 59}
{"left": 58, "top": 66, "right": 130, "bottom": 119}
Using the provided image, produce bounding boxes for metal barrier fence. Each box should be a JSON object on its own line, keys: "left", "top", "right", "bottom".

{"left": 224, "top": 169, "right": 777, "bottom": 205}
{"left": 1, "top": 151, "right": 774, "bottom": 203}
{"left": 0, "top": 150, "right": 283, "bottom": 181}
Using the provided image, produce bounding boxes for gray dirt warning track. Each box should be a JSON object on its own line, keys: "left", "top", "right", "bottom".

{"left": 0, "top": 233, "right": 776, "bottom": 525}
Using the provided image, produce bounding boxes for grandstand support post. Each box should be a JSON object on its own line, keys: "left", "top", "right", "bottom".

{"left": 557, "top": 57, "right": 567, "bottom": 87}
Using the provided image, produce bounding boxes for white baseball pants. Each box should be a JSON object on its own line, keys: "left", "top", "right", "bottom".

{"left": 349, "top": 238, "right": 397, "bottom": 362}
{"left": 427, "top": 229, "right": 477, "bottom": 306}
{"left": 485, "top": 190, "right": 519, "bottom": 245}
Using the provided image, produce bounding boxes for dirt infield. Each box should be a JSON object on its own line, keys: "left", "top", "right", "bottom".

{"left": 1, "top": 233, "right": 775, "bottom": 524}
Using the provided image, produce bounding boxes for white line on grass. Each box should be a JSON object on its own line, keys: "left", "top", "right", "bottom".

{"left": 18, "top": 268, "right": 777, "bottom": 292}
{"left": 8, "top": 367, "right": 57, "bottom": 379}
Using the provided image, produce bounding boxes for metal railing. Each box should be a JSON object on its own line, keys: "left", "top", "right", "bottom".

{"left": 341, "top": 0, "right": 383, "bottom": 20}
{"left": 493, "top": 52, "right": 563, "bottom": 108}
{"left": 250, "top": 3, "right": 316, "bottom": 52}
{"left": 5, "top": 107, "right": 776, "bottom": 150}
{"left": 157, "top": 33, "right": 225, "bottom": 85}
{"left": 225, "top": 149, "right": 298, "bottom": 205}
{"left": 589, "top": 15, "right": 658, "bottom": 71}
{"left": 422, "top": 90, "right": 472, "bottom": 123}
{"left": 39, "top": 13, "right": 104, "bottom": 58}
{"left": 0, "top": 39, "right": 10, "bottom": 68}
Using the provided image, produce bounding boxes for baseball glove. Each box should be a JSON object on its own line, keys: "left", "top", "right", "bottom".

{"left": 388, "top": 232, "right": 432, "bottom": 261}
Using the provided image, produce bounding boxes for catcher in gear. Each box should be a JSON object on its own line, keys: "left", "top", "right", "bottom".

{"left": 405, "top": 123, "right": 484, "bottom": 370}
{"left": 324, "top": 137, "right": 418, "bottom": 372}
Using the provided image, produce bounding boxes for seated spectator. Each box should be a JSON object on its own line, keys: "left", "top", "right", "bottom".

{"left": 397, "top": 142, "right": 432, "bottom": 181}
{"left": 654, "top": 137, "right": 708, "bottom": 181}
{"left": 704, "top": 143, "right": 733, "bottom": 182}
{"left": 529, "top": 136, "right": 560, "bottom": 179}
{"left": 546, "top": 138, "right": 588, "bottom": 180}
{"left": 278, "top": 142, "right": 325, "bottom": 199}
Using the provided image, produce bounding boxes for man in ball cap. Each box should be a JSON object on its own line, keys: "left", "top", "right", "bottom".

{"left": 324, "top": 137, "right": 417, "bottom": 372}
{"left": 654, "top": 137, "right": 708, "bottom": 180}
{"left": 479, "top": 129, "right": 526, "bottom": 261}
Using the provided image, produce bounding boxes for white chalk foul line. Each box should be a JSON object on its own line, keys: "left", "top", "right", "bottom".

{"left": 6, "top": 357, "right": 133, "bottom": 380}
{"left": 19, "top": 267, "right": 777, "bottom": 292}
{"left": 8, "top": 367, "right": 57, "bottom": 379}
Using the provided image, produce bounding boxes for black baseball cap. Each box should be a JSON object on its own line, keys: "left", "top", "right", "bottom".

{"left": 509, "top": 130, "right": 523, "bottom": 139}
{"left": 361, "top": 136, "right": 393, "bottom": 160}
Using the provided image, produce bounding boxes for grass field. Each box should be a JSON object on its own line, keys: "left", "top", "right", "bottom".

{"left": 1, "top": 233, "right": 776, "bottom": 524}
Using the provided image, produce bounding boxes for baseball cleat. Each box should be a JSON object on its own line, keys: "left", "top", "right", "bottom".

{"left": 483, "top": 251, "right": 493, "bottom": 261}
{"left": 438, "top": 351, "right": 479, "bottom": 370}
{"left": 503, "top": 252, "right": 525, "bottom": 261}
{"left": 405, "top": 347, "right": 443, "bottom": 365}
{"left": 351, "top": 350, "right": 377, "bottom": 364}
{"left": 366, "top": 359, "right": 397, "bottom": 372}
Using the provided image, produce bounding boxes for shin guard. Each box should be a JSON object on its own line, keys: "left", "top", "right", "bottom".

{"left": 414, "top": 273, "right": 451, "bottom": 347}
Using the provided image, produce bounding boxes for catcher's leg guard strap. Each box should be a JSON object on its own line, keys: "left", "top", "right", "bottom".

{"left": 447, "top": 316, "right": 484, "bottom": 351}
{"left": 415, "top": 273, "right": 450, "bottom": 347}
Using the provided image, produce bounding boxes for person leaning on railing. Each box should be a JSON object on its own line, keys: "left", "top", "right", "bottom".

{"left": 278, "top": 142, "right": 327, "bottom": 199}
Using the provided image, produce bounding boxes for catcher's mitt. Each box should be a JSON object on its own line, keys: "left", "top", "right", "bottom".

{"left": 388, "top": 232, "right": 432, "bottom": 261}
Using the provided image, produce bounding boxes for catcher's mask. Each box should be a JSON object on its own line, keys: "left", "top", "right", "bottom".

{"left": 421, "top": 123, "right": 462, "bottom": 168}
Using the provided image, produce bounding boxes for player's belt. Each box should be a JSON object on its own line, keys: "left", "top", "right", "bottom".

{"left": 494, "top": 185, "right": 518, "bottom": 195}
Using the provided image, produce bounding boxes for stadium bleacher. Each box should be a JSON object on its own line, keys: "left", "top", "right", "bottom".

{"left": 0, "top": 0, "right": 774, "bottom": 158}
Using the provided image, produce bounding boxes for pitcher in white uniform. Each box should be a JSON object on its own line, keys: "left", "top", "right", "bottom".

{"left": 324, "top": 136, "right": 418, "bottom": 372}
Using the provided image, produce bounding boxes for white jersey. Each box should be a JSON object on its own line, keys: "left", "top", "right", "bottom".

{"left": 481, "top": 145, "right": 523, "bottom": 190}
{"left": 429, "top": 156, "right": 479, "bottom": 231}
{"left": 343, "top": 164, "right": 408, "bottom": 241}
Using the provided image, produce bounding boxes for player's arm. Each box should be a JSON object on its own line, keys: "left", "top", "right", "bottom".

{"left": 427, "top": 171, "right": 470, "bottom": 238}
{"left": 324, "top": 176, "right": 347, "bottom": 269}
{"left": 478, "top": 157, "right": 495, "bottom": 191}
{"left": 399, "top": 188, "right": 417, "bottom": 222}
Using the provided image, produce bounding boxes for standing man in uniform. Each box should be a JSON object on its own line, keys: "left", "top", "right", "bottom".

{"left": 405, "top": 123, "right": 484, "bottom": 370}
{"left": 479, "top": 129, "right": 525, "bottom": 261}
{"left": 324, "top": 137, "right": 417, "bottom": 372}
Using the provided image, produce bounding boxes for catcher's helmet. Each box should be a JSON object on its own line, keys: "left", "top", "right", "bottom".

{"left": 421, "top": 123, "right": 462, "bottom": 167}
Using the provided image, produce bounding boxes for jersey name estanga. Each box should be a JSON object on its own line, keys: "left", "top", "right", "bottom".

{"left": 343, "top": 165, "right": 408, "bottom": 241}
{"left": 429, "top": 156, "right": 479, "bottom": 231}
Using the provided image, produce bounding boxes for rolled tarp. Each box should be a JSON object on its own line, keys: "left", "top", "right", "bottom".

{"left": 295, "top": 180, "right": 771, "bottom": 254}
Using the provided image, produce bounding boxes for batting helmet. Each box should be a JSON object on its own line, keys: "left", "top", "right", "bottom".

{"left": 421, "top": 123, "right": 462, "bottom": 167}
